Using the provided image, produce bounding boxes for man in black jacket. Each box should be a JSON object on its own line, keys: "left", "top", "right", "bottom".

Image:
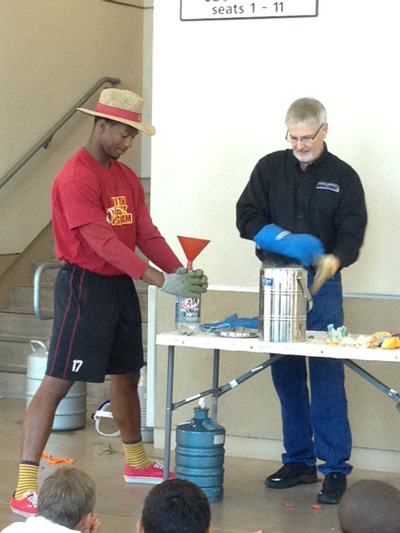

{"left": 236, "top": 97, "right": 367, "bottom": 505}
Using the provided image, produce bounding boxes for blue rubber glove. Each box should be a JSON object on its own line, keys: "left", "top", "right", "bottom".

{"left": 254, "top": 224, "right": 323, "bottom": 267}
{"left": 200, "top": 314, "right": 259, "bottom": 332}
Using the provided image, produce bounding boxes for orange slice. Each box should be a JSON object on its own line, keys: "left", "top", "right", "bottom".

{"left": 381, "top": 337, "right": 400, "bottom": 349}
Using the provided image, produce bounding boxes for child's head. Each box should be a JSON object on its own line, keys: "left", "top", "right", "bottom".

{"left": 338, "top": 479, "right": 400, "bottom": 533}
{"left": 137, "top": 479, "right": 212, "bottom": 533}
{"left": 37, "top": 467, "right": 97, "bottom": 529}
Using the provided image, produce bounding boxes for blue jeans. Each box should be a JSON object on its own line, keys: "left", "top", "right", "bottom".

{"left": 271, "top": 272, "right": 352, "bottom": 475}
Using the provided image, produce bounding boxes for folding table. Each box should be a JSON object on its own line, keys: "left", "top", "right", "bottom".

{"left": 156, "top": 330, "right": 400, "bottom": 481}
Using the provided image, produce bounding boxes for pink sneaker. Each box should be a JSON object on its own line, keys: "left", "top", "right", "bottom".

{"left": 10, "top": 491, "right": 38, "bottom": 517}
{"left": 124, "top": 462, "right": 175, "bottom": 484}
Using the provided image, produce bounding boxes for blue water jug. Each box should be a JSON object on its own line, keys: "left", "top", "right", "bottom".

{"left": 175, "top": 406, "right": 225, "bottom": 503}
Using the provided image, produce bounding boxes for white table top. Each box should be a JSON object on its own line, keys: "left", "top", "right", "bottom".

{"left": 156, "top": 331, "right": 400, "bottom": 363}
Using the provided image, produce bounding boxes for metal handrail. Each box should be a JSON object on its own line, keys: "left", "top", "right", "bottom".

{"left": 0, "top": 76, "right": 120, "bottom": 190}
{"left": 101, "top": 0, "right": 153, "bottom": 8}
{"left": 33, "top": 262, "right": 63, "bottom": 319}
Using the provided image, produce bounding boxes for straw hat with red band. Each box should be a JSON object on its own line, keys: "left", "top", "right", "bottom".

{"left": 78, "top": 88, "right": 156, "bottom": 136}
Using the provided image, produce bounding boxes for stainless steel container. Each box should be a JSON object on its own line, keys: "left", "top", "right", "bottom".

{"left": 259, "top": 264, "right": 312, "bottom": 342}
{"left": 27, "top": 340, "right": 87, "bottom": 430}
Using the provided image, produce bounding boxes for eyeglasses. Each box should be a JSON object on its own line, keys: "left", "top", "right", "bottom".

{"left": 285, "top": 123, "right": 325, "bottom": 146}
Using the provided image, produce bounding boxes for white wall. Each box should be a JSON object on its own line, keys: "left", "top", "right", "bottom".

{"left": 151, "top": 0, "right": 399, "bottom": 296}
{"left": 151, "top": 0, "right": 400, "bottom": 467}
{"left": 0, "top": 0, "right": 149, "bottom": 256}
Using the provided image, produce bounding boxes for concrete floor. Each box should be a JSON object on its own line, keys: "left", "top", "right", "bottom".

{"left": 1, "top": 398, "right": 399, "bottom": 533}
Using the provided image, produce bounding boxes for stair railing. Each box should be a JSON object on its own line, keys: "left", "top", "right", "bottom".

{"left": 33, "top": 262, "right": 63, "bottom": 320}
{"left": 101, "top": 0, "right": 153, "bottom": 9}
{"left": 0, "top": 76, "right": 120, "bottom": 190}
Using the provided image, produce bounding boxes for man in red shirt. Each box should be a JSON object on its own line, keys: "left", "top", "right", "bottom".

{"left": 10, "top": 88, "right": 208, "bottom": 517}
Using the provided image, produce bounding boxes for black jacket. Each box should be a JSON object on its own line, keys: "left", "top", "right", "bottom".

{"left": 236, "top": 146, "right": 367, "bottom": 269}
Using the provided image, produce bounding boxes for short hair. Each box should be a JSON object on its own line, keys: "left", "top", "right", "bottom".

{"left": 338, "top": 479, "right": 400, "bottom": 533}
{"left": 141, "top": 479, "right": 211, "bottom": 533}
{"left": 37, "top": 467, "right": 96, "bottom": 529}
{"left": 94, "top": 116, "right": 123, "bottom": 127}
{"left": 285, "top": 97, "right": 327, "bottom": 129}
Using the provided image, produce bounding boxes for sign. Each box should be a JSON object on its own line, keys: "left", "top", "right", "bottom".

{"left": 181, "top": 0, "right": 318, "bottom": 21}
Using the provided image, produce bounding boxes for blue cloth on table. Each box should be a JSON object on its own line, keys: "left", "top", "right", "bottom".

{"left": 200, "top": 313, "right": 259, "bottom": 332}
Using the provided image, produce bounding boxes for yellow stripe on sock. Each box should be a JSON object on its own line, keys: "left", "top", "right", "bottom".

{"left": 14, "top": 463, "right": 39, "bottom": 500}
{"left": 123, "top": 441, "right": 152, "bottom": 469}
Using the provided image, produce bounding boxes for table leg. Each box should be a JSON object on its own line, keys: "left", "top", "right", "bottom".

{"left": 344, "top": 359, "right": 400, "bottom": 409}
{"left": 211, "top": 349, "right": 220, "bottom": 422}
{"left": 163, "top": 345, "right": 175, "bottom": 480}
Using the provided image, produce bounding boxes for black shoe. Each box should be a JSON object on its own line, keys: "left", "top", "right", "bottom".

{"left": 317, "top": 472, "right": 347, "bottom": 504}
{"left": 265, "top": 462, "right": 317, "bottom": 489}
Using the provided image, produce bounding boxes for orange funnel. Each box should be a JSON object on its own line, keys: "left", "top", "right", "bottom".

{"left": 178, "top": 235, "right": 210, "bottom": 270}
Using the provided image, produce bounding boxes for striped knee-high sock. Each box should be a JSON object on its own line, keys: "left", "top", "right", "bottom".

{"left": 14, "top": 462, "right": 39, "bottom": 500}
{"left": 123, "top": 440, "right": 152, "bottom": 470}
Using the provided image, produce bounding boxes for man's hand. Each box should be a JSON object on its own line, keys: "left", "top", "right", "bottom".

{"left": 161, "top": 269, "right": 208, "bottom": 297}
{"left": 254, "top": 224, "right": 324, "bottom": 267}
{"left": 309, "top": 254, "right": 340, "bottom": 294}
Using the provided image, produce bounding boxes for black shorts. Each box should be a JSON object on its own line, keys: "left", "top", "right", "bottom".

{"left": 46, "top": 264, "right": 144, "bottom": 383}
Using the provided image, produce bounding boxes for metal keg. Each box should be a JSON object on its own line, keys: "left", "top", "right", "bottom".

{"left": 27, "top": 340, "right": 87, "bottom": 431}
{"left": 259, "top": 263, "right": 313, "bottom": 342}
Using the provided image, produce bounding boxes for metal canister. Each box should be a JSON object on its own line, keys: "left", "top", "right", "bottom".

{"left": 259, "top": 263, "right": 312, "bottom": 342}
{"left": 175, "top": 407, "right": 225, "bottom": 503}
{"left": 27, "top": 340, "right": 87, "bottom": 431}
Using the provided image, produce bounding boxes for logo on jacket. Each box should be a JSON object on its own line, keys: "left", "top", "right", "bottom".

{"left": 106, "top": 196, "right": 133, "bottom": 226}
{"left": 316, "top": 182, "right": 340, "bottom": 193}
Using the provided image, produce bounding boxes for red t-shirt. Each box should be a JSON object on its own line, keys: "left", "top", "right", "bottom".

{"left": 51, "top": 148, "right": 181, "bottom": 279}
